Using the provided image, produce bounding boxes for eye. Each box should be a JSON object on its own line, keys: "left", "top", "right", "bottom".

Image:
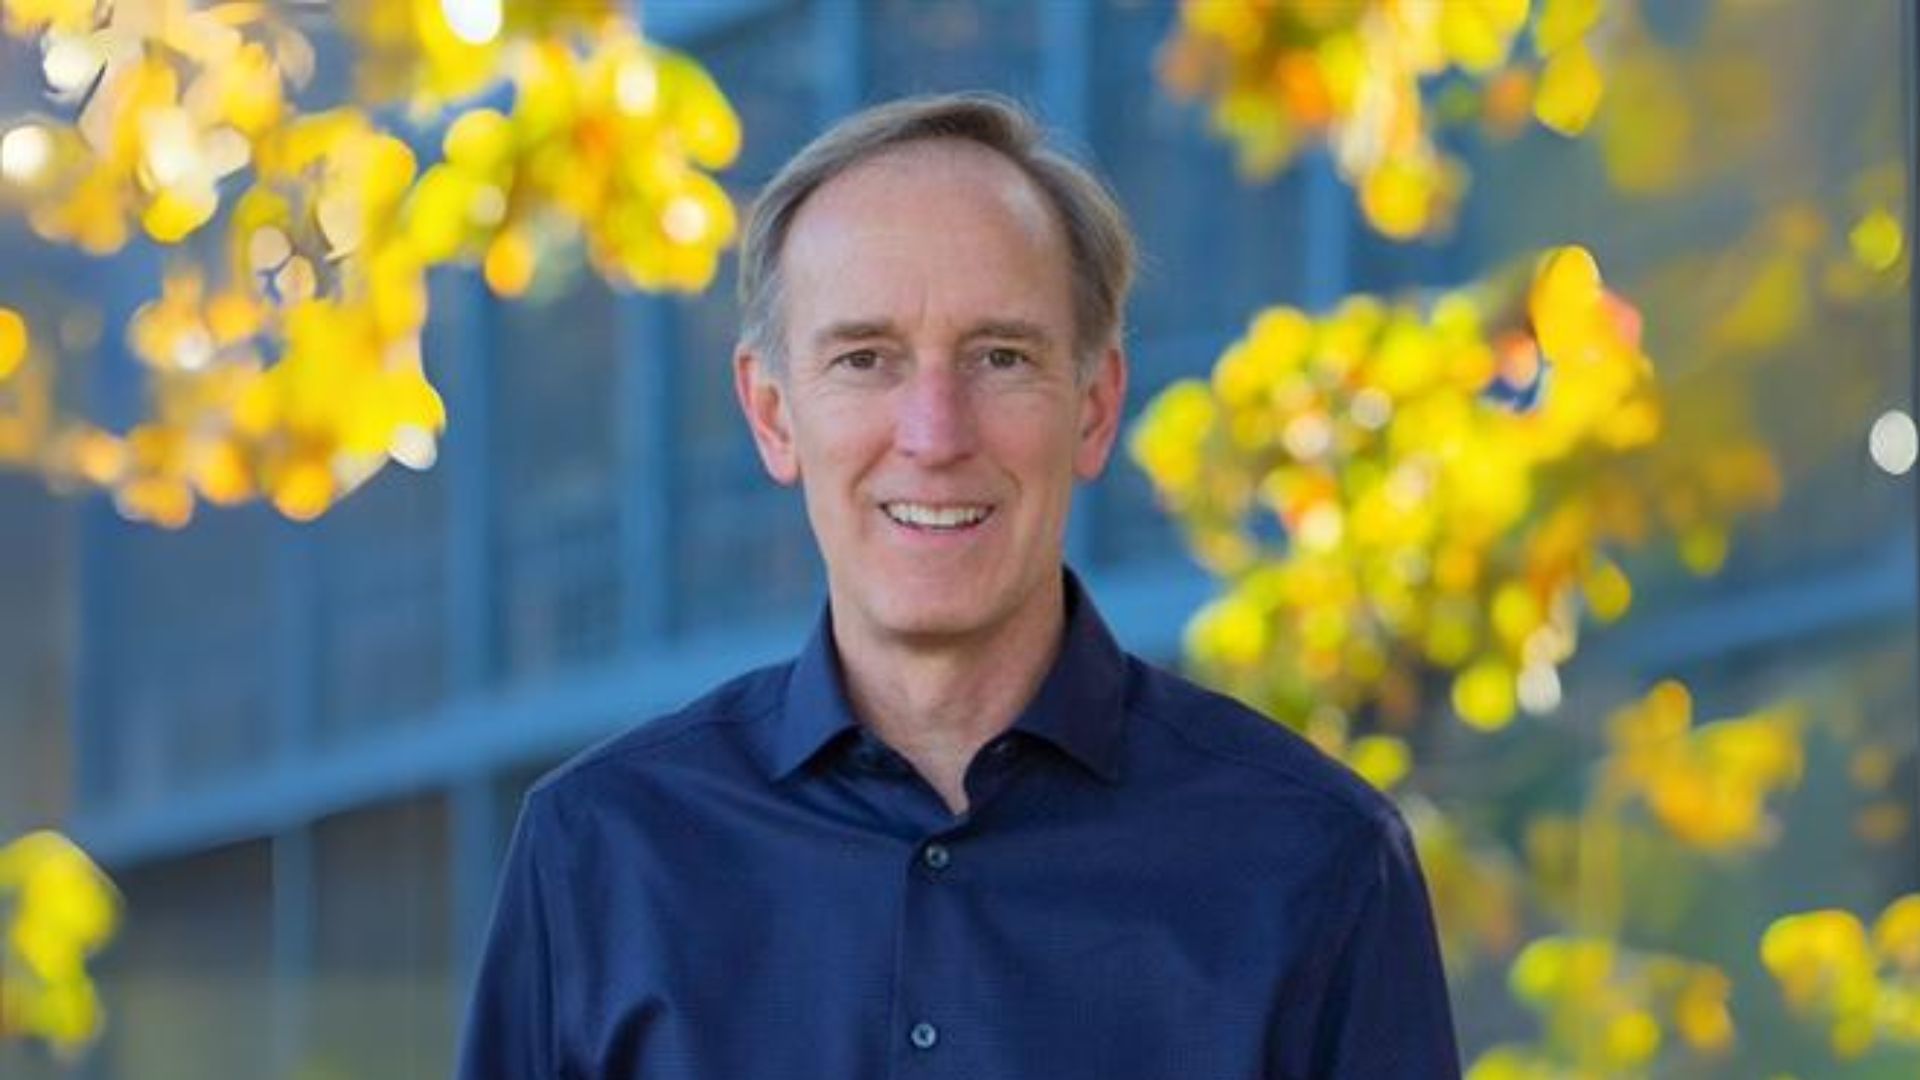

{"left": 984, "top": 346, "right": 1030, "bottom": 371}
{"left": 831, "top": 349, "right": 881, "bottom": 372}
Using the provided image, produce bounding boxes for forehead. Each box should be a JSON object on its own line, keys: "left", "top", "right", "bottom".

{"left": 777, "top": 140, "right": 1074, "bottom": 338}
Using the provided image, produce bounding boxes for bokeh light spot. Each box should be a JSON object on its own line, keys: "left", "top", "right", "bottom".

{"left": 1867, "top": 409, "right": 1917, "bottom": 475}
{"left": 0, "top": 124, "right": 53, "bottom": 185}
{"left": 440, "top": 0, "right": 503, "bottom": 46}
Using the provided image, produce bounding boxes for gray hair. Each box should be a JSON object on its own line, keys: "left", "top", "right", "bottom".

{"left": 735, "top": 92, "right": 1136, "bottom": 377}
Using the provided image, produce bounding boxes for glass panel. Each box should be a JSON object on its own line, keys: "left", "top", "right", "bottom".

{"left": 109, "top": 508, "right": 275, "bottom": 798}
{"left": 92, "top": 842, "right": 275, "bottom": 1080}
{"left": 316, "top": 464, "right": 448, "bottom": 740}
{"left": 490, "top": 277, "right": 622, "bottom": 678}
{"left": 309, "top": 797, "right": 454, "bottom": 1080}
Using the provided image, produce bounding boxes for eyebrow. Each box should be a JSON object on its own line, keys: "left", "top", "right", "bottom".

{"left": 811, "top": 320, "right": 895, "bottom": 350}
{"left": 963, "top": 319, "right": 1055, "bottom": 347}
{"left": 808, "top": 318, "right": 1058, "bottom": 351}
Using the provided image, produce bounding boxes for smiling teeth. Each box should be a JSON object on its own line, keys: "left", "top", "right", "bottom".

{"left": 884, "top": 502, "right": 991, "bottom": 529}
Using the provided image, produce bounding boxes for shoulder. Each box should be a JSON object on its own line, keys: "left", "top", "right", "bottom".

{"left": 1125, "top": 655, "right": 1402, "bottom": 840}
{"left": 523, "top": 659, "right": 790, "bottom": 816}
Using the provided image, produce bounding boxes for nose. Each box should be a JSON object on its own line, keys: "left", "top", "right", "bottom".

{"left": 893, "top": 362, "right": 979, "bottom": 466}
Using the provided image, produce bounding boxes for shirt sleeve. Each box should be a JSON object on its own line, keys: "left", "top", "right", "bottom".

{"left": 457, "top": 793, "right": 558, "bottom": 1080}
{"left": 1303, "top": 808, "right": 1462, "bottom": 1078}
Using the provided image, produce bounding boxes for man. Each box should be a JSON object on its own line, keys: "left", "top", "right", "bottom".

{"left": 459, "top": 93, "right": 1459, "bottom": 1079}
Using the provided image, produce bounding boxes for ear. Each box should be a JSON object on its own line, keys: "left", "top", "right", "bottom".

{"left": 1072, "top": 344, "right": 1128, "bottom": 481}
{"left": 734, "top": 347, "right": 800, "bottom": 486}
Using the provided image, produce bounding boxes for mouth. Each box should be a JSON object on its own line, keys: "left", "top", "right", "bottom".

{"left": 880, "top": 501, "right": 995, "bottom": 532}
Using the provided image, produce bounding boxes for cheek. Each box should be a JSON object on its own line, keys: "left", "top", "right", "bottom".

{"left": 791, "top": 407, "right": 888, "bottom": 494}
{"left": 989, "top": 408, "right": 1082, "bottom": 488}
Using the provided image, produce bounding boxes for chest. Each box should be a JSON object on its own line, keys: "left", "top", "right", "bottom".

{"left": 546, "top": 781, "right": 1345, "bottom": 1079}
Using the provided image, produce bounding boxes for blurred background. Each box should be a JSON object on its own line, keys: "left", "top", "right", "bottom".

{"left": 0, "top": 1, "right": 1915, "bottom": 1077}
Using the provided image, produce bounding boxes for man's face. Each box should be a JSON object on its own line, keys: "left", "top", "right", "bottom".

{"left": 734, "top": 140, "right": 1126, "bottom": 649}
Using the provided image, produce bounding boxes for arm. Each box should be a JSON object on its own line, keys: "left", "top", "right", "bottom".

{"left": 456, "top": 794, "right": 558, "bottom": 1080}
{"left": 1306, "top": 809, "right": 1462, "bottom": 1078}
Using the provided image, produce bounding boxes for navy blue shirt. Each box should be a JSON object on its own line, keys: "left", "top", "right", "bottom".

{"left": 458, "top": 574, "right": 1459, "bottom": 1078}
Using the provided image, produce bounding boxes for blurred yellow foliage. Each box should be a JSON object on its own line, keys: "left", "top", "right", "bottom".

{"left": 1762, "top": 895, "right": 1920, "bottom": 1059}
{"left": 0, "top": 830, "right": 119, "bottom": 1057}
{"left": 402, "top": 29, "right": 740, "bottom": 294}
{"left": 1132, "top": 246, "right": 1775, "bottom": 743}
{"left": 1159, "top": 0, "right": 1611, "bottom": 238}
{"left": 0, "top": 0, "right": 740, "bottom": 526}
{"left": 1471, "top": 936, "right": 1734, "bottom": 1076}
{"left": 1603, "top": 680, "right": 1804, "bottom": 853}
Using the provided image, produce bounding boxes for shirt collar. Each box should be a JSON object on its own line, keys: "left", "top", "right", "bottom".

{"left": 760, "top": 568, "right": 1129, "bottom": 785}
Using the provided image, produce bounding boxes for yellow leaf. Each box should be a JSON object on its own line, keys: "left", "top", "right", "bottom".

{"left": 3, "top": 0, "right": 100, "bottom": 35}
{"left": 1873, "top": 894, "right": 1920, "bottom": 971}
{"left": 35, "top": 977, "right": 101, "bottom": 1048}
{"left": 1678, "top": 523, "right": 1728, "bottom": 575}
{"left": 1604, "top": 1008, "right": 1661, "bottom": 1067}
{"left": 141, "top": 185, "right": 220, "bottom": 244}
{"left": 191, "top": 438, "right": 254, "bottom": 505}
{"left": 367, "top": 246, "right": 428, "bottom": 338}
{"left": 1582, "top": 557, "right": 1632, "bottom": 622}
{"left": 206, "top": 290, "right": 264, "bottom": 346}
{"left": 443, "top": 108, "right": 515, "bottom": 175}
{"left": 1188, "top": 593, "right": 1270, "bottom": 668}
{"left": 403, "top": 166, "right": 482, "bottom": 262}
{"left": 1490, "top": 582, "right": 1539, "bottom": 646}
{"left": 272, "top": 457, "right": 336, "bottom": 521}
{"left": 1761, "top": 909, "right": 1872, "bottom": 1007}
{"left": 1346, "top": 735, "right": 1411, "bottom": 791}
{"left": 1848, "top": 208, "right": 1904, "bottom": 273}
{"left": 388, "top": 367, "right": 446, "bottom": 431}
{"left": 660, "top": 50, "right": 742, "bottom": 169}
{"left": 1528, "top": 245, "right": 1604, "bottom": 364}
{"left": 1536, "top": 0, "right": 1603, "bottom": 55}
{"left": 116, "top": 474, "right": 195, "bottom": 528}
{"left": 1674, "top": 969, "right": 1735, "bottom": 1052}
{"left": 1359, "top": 158, "right": 1442, "bottom": 240}
{"left": 1438, "top": 0, "right": 1528, "bottom": 73}
{"left": 1453, "top": 657, "right": 1516, "bottom": 730}
{"left": 0, "top": 306, "right": 27, "bottom": 380}
{"left": 1534, "top": 42, "right": 1604, "bottom": 136}
{"left": 1509, "top": 936, "right": 1612, "bottom": 1003}
{"left": 483, "top": 227, "right": 535, "bottom": 297}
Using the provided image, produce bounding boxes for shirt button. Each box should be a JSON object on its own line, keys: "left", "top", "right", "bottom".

{"left": 921, "top": 842, "right": 951, "bottom": 871}
{"left": 908, "top": 1021, "right": 939, "bottom": 1050}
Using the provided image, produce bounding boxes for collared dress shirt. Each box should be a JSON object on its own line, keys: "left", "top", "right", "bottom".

{"left": 458, "top": 572, "right": 1460, "bottom": 1078}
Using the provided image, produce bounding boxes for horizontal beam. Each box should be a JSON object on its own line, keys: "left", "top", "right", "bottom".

{"left": 1593, "top": 535, "right": 1915, "bottom": 674}
{"left": 72, "top": 560, "right": 1211, "bottom": 868}
{"left": 74, "top": 531, "right": 1918, "bottom": 870}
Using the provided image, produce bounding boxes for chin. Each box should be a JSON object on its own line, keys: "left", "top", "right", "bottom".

{"left": 871, "top": 601, "right": 994, "bottom": 642}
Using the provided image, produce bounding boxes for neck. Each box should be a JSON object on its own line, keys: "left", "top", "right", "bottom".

{"left": 831, "top": 574, "right": 1067, "bottom": 813}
